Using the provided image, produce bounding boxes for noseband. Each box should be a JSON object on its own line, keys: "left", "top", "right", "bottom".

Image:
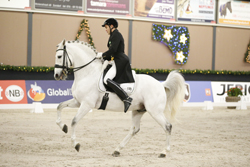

{"left": 54, "top": 45, "right": 97, "bottom": 73}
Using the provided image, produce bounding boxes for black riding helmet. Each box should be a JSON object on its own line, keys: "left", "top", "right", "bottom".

{"left": 102, "top": 18, "right": 118, "bottom": 28}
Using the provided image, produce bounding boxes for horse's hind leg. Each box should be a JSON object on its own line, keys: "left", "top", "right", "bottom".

{"left": 112, "top": 110, "right": 146, "bottom": 157}
{"left": 149, "top": 112, "right": 172, "bottom": 158}
{"left": 56, "top": 98, "right": 80, "bottom": 133}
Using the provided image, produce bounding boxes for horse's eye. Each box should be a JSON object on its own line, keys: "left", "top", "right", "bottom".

{"left": 58, "top": 56, "right": 62, "bottom": 59}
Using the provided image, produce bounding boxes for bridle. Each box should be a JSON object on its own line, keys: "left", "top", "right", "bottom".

{"left": 54, "top": 45, "right": 97, "bottom": 74}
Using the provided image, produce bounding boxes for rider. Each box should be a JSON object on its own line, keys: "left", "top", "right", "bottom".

{"left": 96, "top": 18, "right": 134, "bottom": 113}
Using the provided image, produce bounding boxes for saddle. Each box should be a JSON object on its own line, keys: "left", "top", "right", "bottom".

{"left": 98, "top": 60, "right": 136, "bottom": 95}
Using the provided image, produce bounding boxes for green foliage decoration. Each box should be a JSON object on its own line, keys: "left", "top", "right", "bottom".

{"left": 152, "top": 24, "right": 190, "bottom": 65}
{"left": 0, "top": 65, "right": 53, "bottom": 73}
{"left": 244, "top": 41, "right": 250, "bottom": 63}
{"left": 133, "top": 68, "right": 250, "bottom": 75}
{"left": 227, "top": 87, "right": 243, "bottom": 97}
{"left": 75, "top": 19, "right": 95, "bottom": 49}
{"left": 1, "top": 64, "right": 250, "bottom": 76}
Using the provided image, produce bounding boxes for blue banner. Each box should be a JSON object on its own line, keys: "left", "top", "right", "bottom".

{"left": 185, "top": 81, "right": 213, "bottom": 102}
{"left": 25, "top": 80, "right": 73, "bottom": 103}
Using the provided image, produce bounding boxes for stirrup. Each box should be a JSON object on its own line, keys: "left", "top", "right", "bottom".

{"left": 123, "top": 97, "right": 132, "bottom": 113}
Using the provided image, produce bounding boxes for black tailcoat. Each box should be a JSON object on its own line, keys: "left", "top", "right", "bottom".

{"left": 102, "top": 29, "right": 134, "bottom": 84}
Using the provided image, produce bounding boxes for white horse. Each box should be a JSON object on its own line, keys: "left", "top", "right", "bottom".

{"left": 54, "top": 39, "right": 185, "bottom": 158}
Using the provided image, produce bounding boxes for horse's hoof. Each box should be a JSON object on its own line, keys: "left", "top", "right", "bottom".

{"left": 62, "top": 125, "right": 68, "bottom": 133}
{"left": 112, "top": 151, "right": 120, "bottom": 157}
{"left": 75, "top": 143, "right": 80, "bottom": 152}
{"left": 158, "top": 153, "right": 166, "bottom": 158}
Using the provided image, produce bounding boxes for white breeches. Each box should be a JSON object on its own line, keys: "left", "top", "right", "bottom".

{"left": 104, "top": 61, "right": 117, "bottom": 85}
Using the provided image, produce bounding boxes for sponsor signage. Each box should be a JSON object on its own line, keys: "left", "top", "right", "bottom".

{"left": 184, "top": 81, "right": 213, "bottom": 103}
{"left": 25, "top": 80, "right": 73, "bottom": 103}
{"left": 1, "top": 80, "right": 250, "bottom": 104}
{"left": 177, "top": 0, "right": 216, "bottom": 23}
{"left": 86, "top": 0, "right": 130, "bottom": 15}
{"left": 218, "top": 0, "right": 250, "bottom": 26}
{"left": 35, "top": 0, "right": 82, "bottom": 11}
{"left": 0, "top": 0, "right": 29, "bottom": 9}
{"left": 0, "top": 80, "right": 73, "bottom": 104}
{"left": 0, "top": 81, "right": 27, "bottom": 104}
{"left": 211, "top": 82, "right": 250, "bottom": 103}
{"left": 134, "top": 0, "right": 175, "bottom": 20}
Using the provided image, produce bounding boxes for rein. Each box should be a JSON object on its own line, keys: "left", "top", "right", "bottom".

{"left": 54, "top": 45, "right": 97, "bottom": 73}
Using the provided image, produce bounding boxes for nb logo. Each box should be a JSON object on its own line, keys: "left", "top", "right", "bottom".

{"left": 5, "top": 85, "right": 24, "bottom": 102}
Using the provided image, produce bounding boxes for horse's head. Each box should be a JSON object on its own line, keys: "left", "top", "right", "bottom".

{"left": 54, "top": 39, "right": 100, "bottom": 80}
{"left": 227, "top": 1, "right": 232, "bottom": 13}
{"left": 54, "top": 39, "right": 72, "bottom": 80}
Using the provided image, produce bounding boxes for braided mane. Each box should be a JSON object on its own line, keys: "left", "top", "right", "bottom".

{"left": 67, "top": 40, "right": 98, "bottom": 54}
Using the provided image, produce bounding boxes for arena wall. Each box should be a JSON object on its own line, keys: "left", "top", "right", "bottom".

{"left": 0, "top": 11, "right": 250, "bottom": 71}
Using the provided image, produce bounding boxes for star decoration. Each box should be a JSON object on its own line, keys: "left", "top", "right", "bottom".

{"left": 152, "top": 24, "right": 190, "bottom": 65}
{"left": 163, "top": 29, "right": 173, "bottom": 41}
{"left": 180, "top": 33, "right": 187, "bottom": 44}
{"left": 176, "top": 51, "right": 185, "bottom": 63}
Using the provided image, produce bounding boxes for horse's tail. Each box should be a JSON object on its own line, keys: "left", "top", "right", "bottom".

{"left": 162, "top": 70, "right": 185, "bottom": 122}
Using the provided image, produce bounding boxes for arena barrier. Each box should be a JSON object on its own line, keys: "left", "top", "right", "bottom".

{"left": 0, "top": 103, "right": 57, "bottom": 113}
{"left": 183, "top": 101, "right": 249, "bottom": 110}
{"left": 0, "top": 101, "right": 249, "bottom": 111}
{"left": 1, "top": 80, "right": 249, "bottom": 111}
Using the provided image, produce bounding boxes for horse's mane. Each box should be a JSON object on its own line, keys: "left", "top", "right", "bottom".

{"left": 66, "top": 40, "right": 98, "bottom": 55}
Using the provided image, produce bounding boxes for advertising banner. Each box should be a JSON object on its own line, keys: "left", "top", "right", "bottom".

{"left": 218, "top": 0, "right": 250, "bottom": 26}
{"left": 177, "top": 0, "right": 216, "bottom": 23}
{"left": 0, "top": 80, "right": 214, "bottom": 104}
{"left": 211, "top": 82, "right": 250, "bottom": 103}
{"left": 184, "top": 81, "right": 213, "bottom": 103}
{"left": 0, "top": 80, "right": 27, "bottom": 104}
{"left": 1, "top": 80, "right": 250, "bottom": 104}
{"left": 86, "top": 0, "right": 130, "bottom": 15}
{"left": 0, "top": 0, "right": 29, "bottom": 9}
{"left": 35, "top": 0, "right": 82, "bottom": 11}
{"left": 25, "top": 80, "right": 73, "bottom": 104}
{"left": 134, "top": 0, "right": 175, "bottom": 20}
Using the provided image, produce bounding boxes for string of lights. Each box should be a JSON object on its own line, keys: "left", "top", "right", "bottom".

{"left": 0, "top": 64, "right": 249, "bottom": 76}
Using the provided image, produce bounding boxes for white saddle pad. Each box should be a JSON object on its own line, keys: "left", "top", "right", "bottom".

{"left": 98, "top": 64, "right": 136, "bottom": 95}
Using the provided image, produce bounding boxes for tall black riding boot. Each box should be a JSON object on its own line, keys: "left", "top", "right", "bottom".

{"left": 106, "top": 79, "right": 132, "bottom": 113}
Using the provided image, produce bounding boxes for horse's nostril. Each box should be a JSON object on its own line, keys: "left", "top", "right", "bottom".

{"left": 55, "top": 74, "right": 59, "bottom": 78}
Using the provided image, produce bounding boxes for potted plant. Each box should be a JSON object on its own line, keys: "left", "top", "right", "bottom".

{"left": 226, "top": 87, "right": 243, "bottom": 109}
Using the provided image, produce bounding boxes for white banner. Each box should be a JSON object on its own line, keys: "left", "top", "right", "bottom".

{"left": 134, "top": 0, "right": 175, "bottom": 20}
{"left": 177, "top": 0, "right": 216, "bottom": 23}
{"left": 218, "top": 0, "right": 250, "bottom": 26}
{"left": 0, "top": 0, "right": 29, "bottom": 9}
{"left": 211, "top": 82, "right": 250, "bottom": 103}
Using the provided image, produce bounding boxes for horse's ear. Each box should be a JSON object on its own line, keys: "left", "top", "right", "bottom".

{"left": 62, "top": 39, "right": 66, "bottom": 46}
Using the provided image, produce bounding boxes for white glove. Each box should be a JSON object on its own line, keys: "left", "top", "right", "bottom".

{"left": 96, "top": 52, "right": 103, "bottom": 59}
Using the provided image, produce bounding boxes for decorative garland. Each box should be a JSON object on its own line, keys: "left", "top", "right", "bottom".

{"left": 244, "top": 41, "right": 250, "bottom": 63}
{"left": 152, "top": 24, "right": 190, "bottom": 65}
{"left": 1, "top": 22, "right": 248, "bottom": 76}
{"left": 0, "top": 65, "right": 53, "bottom": 73}
{"left": 75, "top": 19, "right": 95, "bottom": 49}
{"left": 133, "top": 68, "right": 250, "bottom": 75}
{"left": 1, "top": 65, "right": 249, "bottom": 76}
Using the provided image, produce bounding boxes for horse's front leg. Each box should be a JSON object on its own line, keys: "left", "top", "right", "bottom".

{"left": 56, "top": 98, "right": 80, "bottom": 133}
{"left": 71, "top": 103, "right": 91, "bottom": 152}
